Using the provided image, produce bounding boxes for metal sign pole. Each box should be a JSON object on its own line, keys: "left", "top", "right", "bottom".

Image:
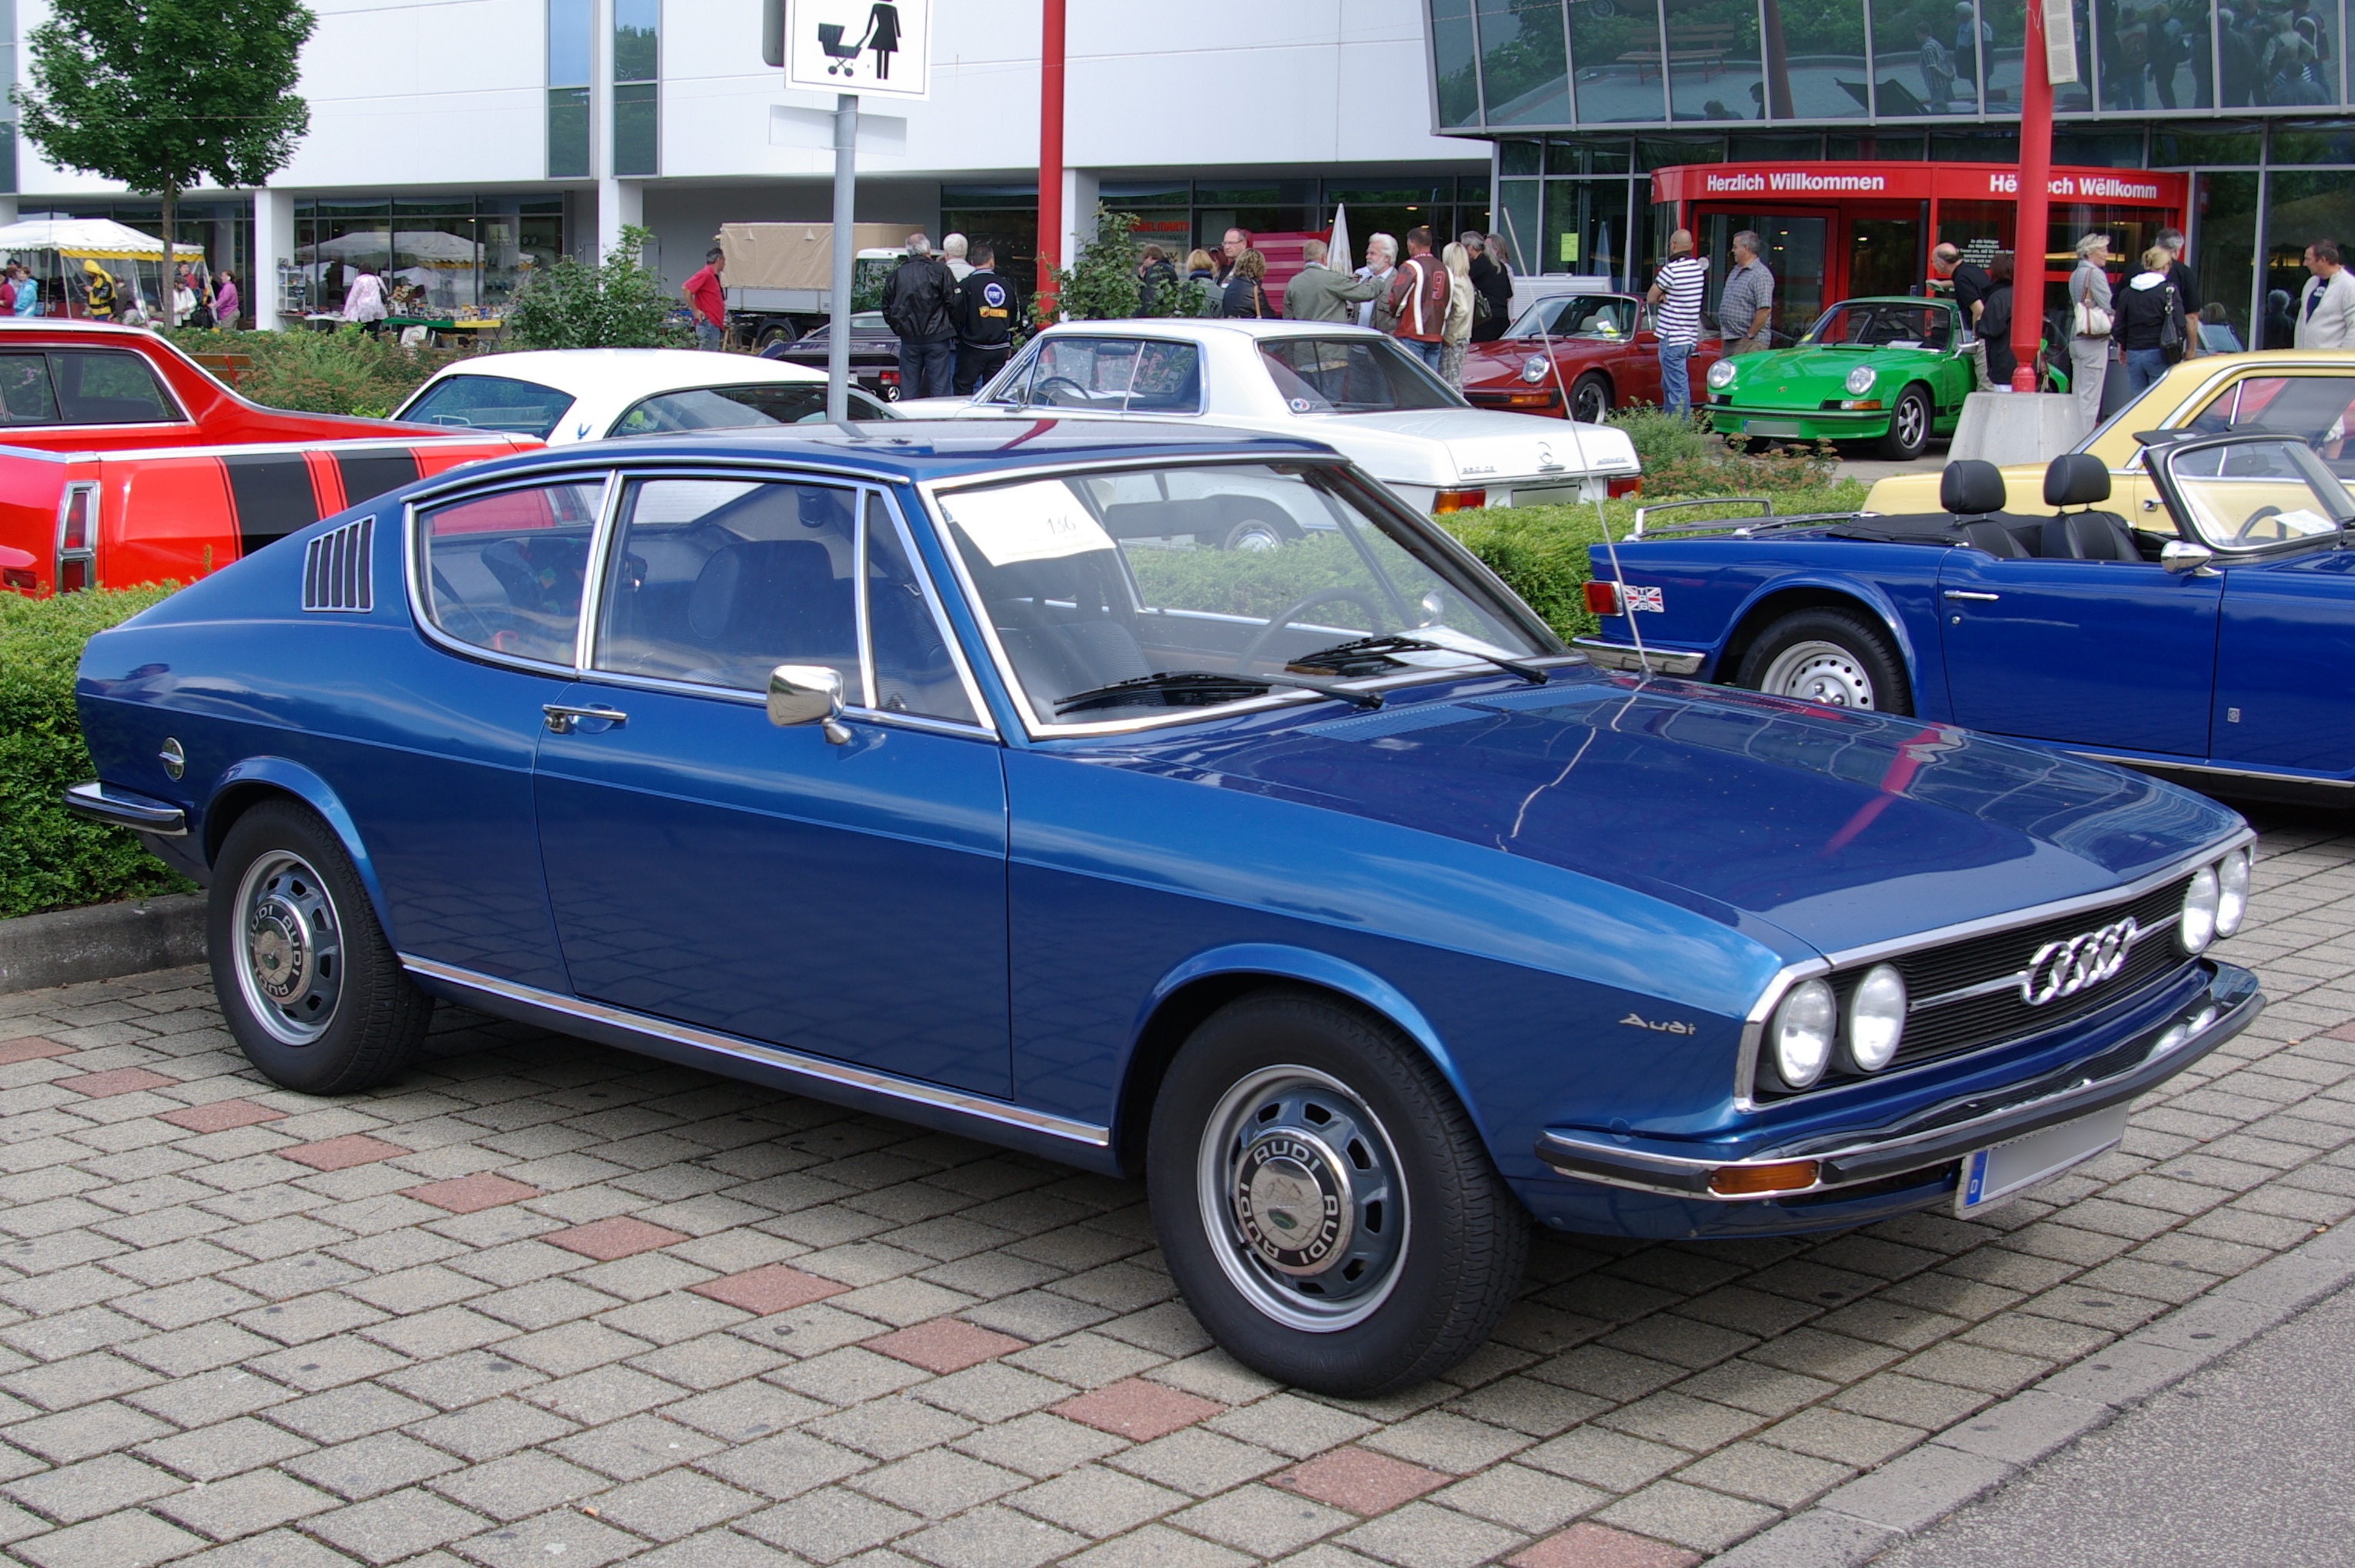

{"left": 828, "top": 92, "right": 858, "bottom": 424}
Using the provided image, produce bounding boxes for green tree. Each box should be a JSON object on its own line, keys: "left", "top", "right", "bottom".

{"left": 502, "top": 225, "right": 690, "bottom": 351}
{"left": 13, "top": 0, "right": 316, "bottom": 328}
{"left": 1037, "top": 205, "right": 1145, "bottom": 326}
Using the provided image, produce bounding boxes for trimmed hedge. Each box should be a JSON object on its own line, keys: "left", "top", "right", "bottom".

{"left": 164, "top": 326, "right": 467, "bottom": 418}
{"left": 2, "top": 588, "right": 195, "bottom": 919}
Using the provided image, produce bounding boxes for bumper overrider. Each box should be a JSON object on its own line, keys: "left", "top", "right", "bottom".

{"left": 1536, "top": 960, "right": 2260, "bottom": 1201}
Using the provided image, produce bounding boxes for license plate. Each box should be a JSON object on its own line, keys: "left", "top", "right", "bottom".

{"left": 1744, "top": 419, "right": 1802, "bottom": 437}
{"left": 1956, "top": 1105, "right": 2129, "bottom": 1217}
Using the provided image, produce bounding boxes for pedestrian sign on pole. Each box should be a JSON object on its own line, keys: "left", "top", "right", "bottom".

{"left": 785, "top": 0, "right": 931, "bottom": 99}
{"left": 2041, "top": 0, "right": 2078, "bottom": 85}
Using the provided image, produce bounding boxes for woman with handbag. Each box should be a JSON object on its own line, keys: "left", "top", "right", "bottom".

{"left": 1219, "top": 250, "right": 1271, "bottom": 319}
{"left": 2117, "top": 245, "right": 2187, "bottom": 397}
{"left": 1438, "top": 241, "right": 1477, "bottom": 387}
{"left": 2068, "top": 234, "right": 2114, "bottom": 427}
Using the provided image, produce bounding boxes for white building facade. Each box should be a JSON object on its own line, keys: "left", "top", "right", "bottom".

{"left": 0, "top": 0, "right": 1487, "bottom": 325}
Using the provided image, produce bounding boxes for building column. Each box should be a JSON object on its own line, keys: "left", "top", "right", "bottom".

{"left": 597, "top": 178, "right": 643, "bottom": 263}
{"left": 1057, "top": 168, "right": 1098, "bottom": 271}
{"left": 251, "top": 188, "right": 295, "bottom": 330}
{"left": 0, "top": 196, "right": 17, "bottom": 226}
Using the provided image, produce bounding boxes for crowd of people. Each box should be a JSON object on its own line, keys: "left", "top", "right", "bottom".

{"left": 0, "top": 258, "right": 241, "bottom": 328}
{"left": 876, "top": 233, "right": 1020, "bottom": 398}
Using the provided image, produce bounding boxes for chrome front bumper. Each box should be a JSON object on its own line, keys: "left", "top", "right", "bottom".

{"left": 62, "top": 781, "right": 187, "bottom": 837}
{"left": 1570, "top": 638, "right": 1705, "bottom": 676}
{"left": 1535, "top": 964, "right": 2260, "bottom": 1200}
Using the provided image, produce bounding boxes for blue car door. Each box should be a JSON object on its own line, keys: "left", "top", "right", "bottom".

{"left": 2211, "top": 548, "right": 2355, "bottom": 776}
{"left": 1936, "top": 541, "right": 2220, "bottom": 757}
{"left": 532, "top": 474, "right": 1011, "bottom": 1094}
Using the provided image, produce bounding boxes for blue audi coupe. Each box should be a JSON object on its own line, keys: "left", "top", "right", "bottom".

{"left": 69, "top": 421, "right": 2260, "bottom": 1394}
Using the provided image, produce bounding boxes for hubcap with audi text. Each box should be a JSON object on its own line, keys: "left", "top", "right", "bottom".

{"left": 235, "top": 851, "right": 345, "bottom": 1046}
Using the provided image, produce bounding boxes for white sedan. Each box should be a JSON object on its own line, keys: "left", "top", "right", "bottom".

{"left": 895, "top": 320, "right": 1640, "bottom": 514}
{"left": 392, "top": 348, "right": 896, "bottom": 444}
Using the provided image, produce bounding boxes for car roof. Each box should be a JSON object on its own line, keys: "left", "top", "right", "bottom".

{"left": 419, "top": 348, "right": 824, "bottom": 398}
{"left": 1037, "top": 319, "right": 1396, "bottom": 343}
{"left": 412, "top": 418, "right": 1343, "bottom": 488}
{"left": 0, "top": 319, "right": 177, "bottom": 345}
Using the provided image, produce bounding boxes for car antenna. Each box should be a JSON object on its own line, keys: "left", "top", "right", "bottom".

{"left": 1498, "top": 208, "right": 1650, "bottom": 680}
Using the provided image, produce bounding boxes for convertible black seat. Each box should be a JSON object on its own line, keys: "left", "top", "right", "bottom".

{"left": 2038, "top": 453, "right": 2140, "bottom": 561}
{"left": 1941, "top": 458, "right": 2042, "bottom": 556}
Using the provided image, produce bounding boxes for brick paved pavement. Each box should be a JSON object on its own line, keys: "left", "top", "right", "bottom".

{"left": 1, "top": 809, "right": 2351, "bottom": 1568}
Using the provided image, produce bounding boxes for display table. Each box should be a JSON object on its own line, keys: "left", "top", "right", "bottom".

{"left": 386, "top": 315, "right": 504, "bottom": 345}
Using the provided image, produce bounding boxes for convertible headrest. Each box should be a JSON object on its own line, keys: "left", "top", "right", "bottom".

{"left": 1940, "top": 459, "right": 2009, "bottom": 517}
{"left": 2044, "top": 453, "right": 2112, "bottom": 508}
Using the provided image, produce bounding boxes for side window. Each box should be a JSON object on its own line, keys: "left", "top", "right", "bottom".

{"left": 2188, "top": 375, "right": 2355, "bottom": 453}
{"left": 983, "top": 344, "right": 1038, "bottom": 405}
{"left": 610, "top": 385, "right": 831, "bottom": 437}
{"left": 418, "top": 481, "right": 605, "bottom": 665}
{"left": 402, "top": 375, "right": 578, "bottom": 438}
{"left": 0, "top": 355, "right": 59, "bottom": 423}
{"left": 48, "top": 351, "right": 178, "bottom": 424}
{"left": 1025, "top": 338, "right": 1141, "bottom": 409}
{"left": 865, "top": 494, "right": 978, "bottom": 724}
{"left": 594, "top": 478, "right": 860, "bottom": 694}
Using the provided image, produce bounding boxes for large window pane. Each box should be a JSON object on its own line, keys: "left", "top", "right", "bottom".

{"left": 1568, "top": 0, "right": 1668, "bottom": 122}
{"left": 2194, "top": 171, "right": 2258, "bottom": 350}
{"left": 614, "top": 82, "right": 658, "bottom": 177}
{"left": 548, "top": 0, "right": 591, "bottom": 87}
{"left": 1433, "top": 0, "right": 1483, "bottom": 125}
{"left": 1662, "top": 0, "right": 1764, "bottom": 120}
{"left": 391, "top": 219, "right": 480, "bottom": 313}
{"left": 1544, "top": 178, "right": 1633, "bottom": 281}
{"left": 1760, "top": 0, "right": 1867, "bottom": 118}
{"left": 1477, "top": 0, "right": 1571, "bottom": 123}
{"left": 1981, "top": 0, "right": 2093, "bottom": 112}
{"left": 615, "top": 0, "right": 658, "bottom": 82}
{"left": 1875, "top": 0, "right": 1969, "bottom": 113}
{"left": 548, "top": 87, "right": 589, "bottom": 180}
{"left": 2267, "top": 170, "right": 2355, "bottom": 343}
{"left": 1497, "top": 179, "right": 1541, "bottom": 271}
{"left": 2234, "top": 2, "right": 2337, "bottom": 105}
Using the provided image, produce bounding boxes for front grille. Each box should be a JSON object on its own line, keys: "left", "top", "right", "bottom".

{"left": 1758, "top": 877, "right": 2195, "bottom": 1100}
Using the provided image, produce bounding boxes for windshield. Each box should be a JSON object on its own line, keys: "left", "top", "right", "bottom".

{"left": 400, "top": 375, "right": 576, "bottom": 438}
{"left": 2162, "top": 438, "right": 2353, "bottom": 551}
{"left": 797, "top": 312, "right": 889, "bottom": 343}
{"left": 934, "top": 461, "right": 1550, "bottom": 728}
{"left": 1803, "top": 301, "right": 1953, "bottom": 350}
{"left": 1259, "top": 338, "right": 1464, "bottom": 414}
{"left": 1507, "top": 295, "right": 1637, "bottom": 340}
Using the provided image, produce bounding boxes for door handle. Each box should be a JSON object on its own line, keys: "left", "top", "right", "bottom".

{"left": 543, "top": 704, "right": 627, "bottom": 734}
{"left": 1942, "top": 590, "right": 2000, "bottom": 601}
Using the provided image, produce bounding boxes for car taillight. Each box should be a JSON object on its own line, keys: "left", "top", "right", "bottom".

{"left": 1584, "top": 580, "right": 1624, "bottom": 615}
{"left": 1432, "top": 488, "right": 1487, "bottom": 513}
{"left": 55, "top": 481, "right": 98, "bottom": 594}
{"left": 1607, "top": 476, "right": 1642, "bottom": 498}
{"left": 59, "top": 486, "right": 92, "bottom": 553}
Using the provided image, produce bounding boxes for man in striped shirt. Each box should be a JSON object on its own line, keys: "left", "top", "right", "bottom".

{"left": 1645, "top": 229, "right": 1709, "bottom": 417}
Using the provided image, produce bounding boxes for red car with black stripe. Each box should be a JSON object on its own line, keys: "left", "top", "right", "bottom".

{"left": 1, "top": 321, "right": 538, "bottom": 596}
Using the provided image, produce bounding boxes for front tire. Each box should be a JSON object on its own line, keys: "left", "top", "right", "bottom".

{"left": 1877, "top": 385, "right": 1931, "bottom": 460}
{"left": 1735, "top": 608, "right": 1913, "bottom": 714}
{"left": 209, "top": 801, "right": 429, "bottom": 1095}
{"left": 1147, "top": 988, "right": 1527, "bottom": 1397}
{"left": 1567, "top": 371, "right": 1613, "bottom": 424}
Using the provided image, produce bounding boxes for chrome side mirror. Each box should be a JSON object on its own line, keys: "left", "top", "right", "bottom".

{"left": 768, "top": 664, "right": 852, "bottom": 744}
{"left": 2160, "top": 540, "right": 2219, "bottom": 576}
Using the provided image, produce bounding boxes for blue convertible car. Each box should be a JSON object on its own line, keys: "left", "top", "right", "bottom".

{"left": 71, "top": 421, "right": 2259, "bottom": 1393}
{"left": 1582, "top": 431, "right": 2355, "bottom": 802}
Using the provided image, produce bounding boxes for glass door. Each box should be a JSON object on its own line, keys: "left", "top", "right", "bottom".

{"left": 1697, "top": 211, "right": 1830, "bottom": 345}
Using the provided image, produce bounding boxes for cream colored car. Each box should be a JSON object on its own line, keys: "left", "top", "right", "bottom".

{"left": 1866, "top": 351, "right": 2355, "bottom": 534}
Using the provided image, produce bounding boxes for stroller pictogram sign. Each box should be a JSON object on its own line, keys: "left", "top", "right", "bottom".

{"left": 786, "top": 0, "right": 931, "bottom": 98}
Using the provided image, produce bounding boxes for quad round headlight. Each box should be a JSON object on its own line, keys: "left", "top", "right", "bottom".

{"left": 1770, "top": 979, "right": 1837, "bottom": 1090}
{"left": 2180, "top": 865, "right": 2220, "bottom": 954}
{"left": 1707, "top": 358, "right": 1738, "bottom": 390}
{"left": 2216, "top": 847, "right": 2251, "bottom": 938}
{"left": 1522, "top": 355, "right": 1551, "bottom": 385}
{"left": 1844, "top": 365, "right": 1878, "bottom": 396}
{"left": 1846, "top": 964, "right": 1908, "bottom": 1073}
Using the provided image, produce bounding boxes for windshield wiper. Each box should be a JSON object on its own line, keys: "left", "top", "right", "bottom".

{"left": 1286, "top": 634, "right": 1549, "bottom": 685}
{"left": 1054, "top": 669, "right": 1384, "bottom": 716}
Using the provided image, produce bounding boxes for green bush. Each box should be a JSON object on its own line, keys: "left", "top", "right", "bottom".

{"left": 165, "top": 325, "right": 464, "bottom": 418}
{"left": 1, "top": 587, "right": 195, "bottom": 919}
{"left": 1607, "top": 407, "right": 1838, "bottom": 499}
{"left": 504, "top": 224, "right": 691, "bottom": 351}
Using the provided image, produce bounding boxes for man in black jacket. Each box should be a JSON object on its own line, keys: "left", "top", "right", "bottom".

{"left": 954, "top": 245, "right": 1018, "bottom": 396}
{"left": 880, "top": 235, "right": 958, "bottom": 399}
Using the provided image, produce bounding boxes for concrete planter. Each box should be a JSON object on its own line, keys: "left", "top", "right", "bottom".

{"left": 0, "top": 893, "right": 208, "bottom": 994}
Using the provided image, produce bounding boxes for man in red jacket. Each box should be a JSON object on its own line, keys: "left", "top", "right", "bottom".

{"left": 1384, "top": 228, "right": 1449, "bottom": 372}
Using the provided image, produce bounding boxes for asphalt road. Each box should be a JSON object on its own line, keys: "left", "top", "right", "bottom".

{"left": 1869, "top": 1277, "right": 2355, "bottom": 1566}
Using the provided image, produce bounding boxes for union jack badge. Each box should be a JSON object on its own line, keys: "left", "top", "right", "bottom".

{"left": 1624, "top": 584, "right": 1664, "bottom": 613}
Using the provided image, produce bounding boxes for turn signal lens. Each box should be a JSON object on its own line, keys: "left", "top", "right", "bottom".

{"left": 1432, "top": 488, "right": 1488, "bottom": 513}
{"left": 2215, "top": 848, "right": 2250, "bottom": 937}
{"left": 1770, "top": 978, "right": 1837, "bottom": 1089}
{"left": 1710, "top": 1160, "right": 1820, "bottom": 1196}
{"left": 1583, "top": 580, "right": 1624, "bottom": 615}
{"left": 1846, "top": 964, "right": 1908, "bottom": 1072}
{"left": 2180, "top": 866, "right": 2220, "bottom": 954}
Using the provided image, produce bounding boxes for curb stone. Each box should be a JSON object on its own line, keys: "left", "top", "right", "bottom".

{"left": 0, "top": 891, "right": 207, "bottom": 994}
{"left": 1705, "top": 1213, "right": 2355, "bottom": 1565}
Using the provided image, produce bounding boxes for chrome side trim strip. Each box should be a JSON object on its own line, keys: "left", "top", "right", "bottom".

{"left": 2066, "top": 751, "right": 2355, "bottom": 791}
{"left": 398, "top": 955, "right": 1110, "bottom": 1150}
{"left": 1571, "top": 638, "right": 1705, "bottom": 676}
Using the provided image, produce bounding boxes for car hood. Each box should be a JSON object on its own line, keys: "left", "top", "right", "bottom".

{"left": 1305, "top": 408, "right": 1639, "bottom": 479}
{"left": 1728, "top": 346, "right": 1940, "bottom": 401}
{"left": 1101, "top": 673, "right": 2240, "bottom": 957}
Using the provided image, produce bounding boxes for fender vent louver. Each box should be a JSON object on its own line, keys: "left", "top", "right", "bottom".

{"left": 302, "top": 516, "right": 374, "bottom": 612}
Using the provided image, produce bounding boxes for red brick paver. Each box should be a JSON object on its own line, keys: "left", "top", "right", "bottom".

{"left": 0, "top": 1036, "right": 75, "bottom": 1065}
{"left": 1508, "top": 1523, "right": 1702, "bottom": 1568}
{"left": 55, "top": 1066, "right": 174, "bottom": 1097}
{"left": 402, "top": 1173, "right": 543, "bottom": 1213}
{"left": 1273, "top": 1446, "right": 1452, "bottom": 1515}
{"left": 279, "top": 1134, "right": 408, "bottom": 1170}
{"left": 865, "top": 1318, "right": 1026, "bottom": 1373}
{"left": 1050, "top": 1379, "right": 1225, "bottom": 1443}
{"left": 689, "top": 1263, "right": 848, "bottom": 1314}
{"left": 550, "top": 1216, "right": 691, "bottom": 1261}
{"left": 158, "top": 1099, "right": 287, "bottom": 1133}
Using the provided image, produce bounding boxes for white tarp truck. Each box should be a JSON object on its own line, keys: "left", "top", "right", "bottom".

{"left": 718, "top": 222, "right": 910, "bottom": 349}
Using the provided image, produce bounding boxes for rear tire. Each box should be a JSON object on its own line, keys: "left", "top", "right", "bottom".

{"left": 1877, "top": 385, "right": 1932, "bottom": 460}
{"left": 209, "top": 801, "right": 429, "bottom": 1095}
{"left": 1735, "top": 608, "right": 1913, "bottom": 714}
{"left": 1147, "top": 987, "right": 1527, "bottom": 1397}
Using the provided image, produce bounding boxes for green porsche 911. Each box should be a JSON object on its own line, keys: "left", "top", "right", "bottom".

{"left": 1704, "top": 297, "right": 1979, "bottom": 461}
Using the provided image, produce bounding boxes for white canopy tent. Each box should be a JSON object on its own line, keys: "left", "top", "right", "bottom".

{"left": 0, "top": 218, "right": 208, "bottom": 321}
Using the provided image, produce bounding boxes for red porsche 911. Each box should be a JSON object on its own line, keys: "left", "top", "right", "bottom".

{"left": 1460, "top": 290, "right": 1722, "bottom": 424}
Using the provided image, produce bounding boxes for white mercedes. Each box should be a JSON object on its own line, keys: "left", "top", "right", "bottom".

{"left": 393, "top": 348, "right": 897, "bottom": 444}
{"left": 895, "top": 320, "right": 1641, "bottom": 517}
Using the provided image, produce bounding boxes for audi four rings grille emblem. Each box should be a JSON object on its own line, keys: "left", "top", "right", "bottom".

{"left": 2021, "top": 917, "right": 2141, "bottom": 1006}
